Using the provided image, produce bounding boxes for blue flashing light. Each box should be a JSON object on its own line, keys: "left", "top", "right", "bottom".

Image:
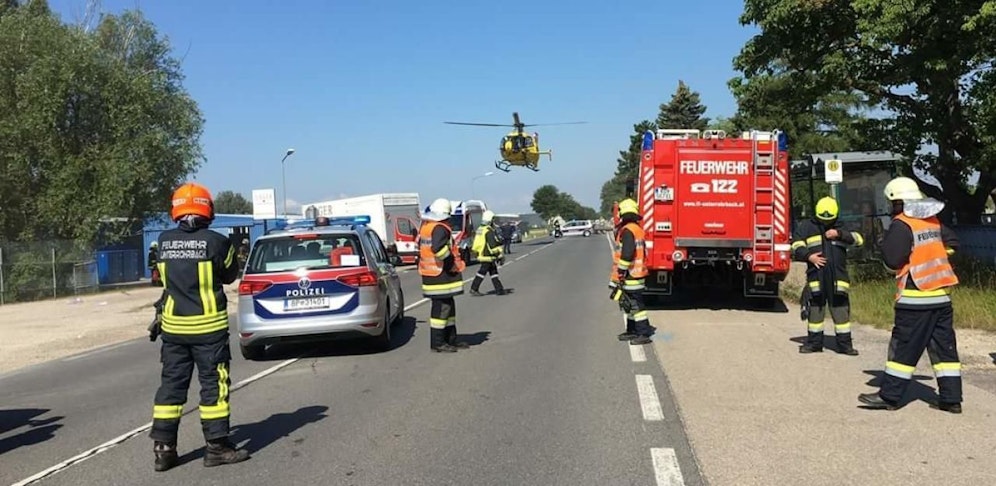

{"left": 322, "top": 214, "right": 371, "bottom": 226}
{"left": 642, "top": 131, "right": 654, "bottom": 151}
{"left": 777, "top": 131, "right": 788, "bottom": 151}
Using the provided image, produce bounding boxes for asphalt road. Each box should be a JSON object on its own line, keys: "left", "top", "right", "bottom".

{"left": 1, "top": 236, "right": 701, "bottom": 486}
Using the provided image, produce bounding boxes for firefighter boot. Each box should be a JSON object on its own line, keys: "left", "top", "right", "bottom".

{"left": 153, "top": 441, "right": 178, "bottom": 472}
{"left": 836, "top": 335, "right": 859, "bottom": 356}
{"left": 203, "top": 438, "right": 251, "bottom": 467}
{"left": 445, "top": 326, "right": 469, "bottom": 349}
{"left": 431, "top": 328, "right": 458, "bottom": 352}
{"left": 618, "top": 319, "right": 638, "bottom": 341}
{"left": 858, "top": 392, "right": 898, "bottom": 411}
{"left": 799, "top": 332, "right": 824, "bottom": 353}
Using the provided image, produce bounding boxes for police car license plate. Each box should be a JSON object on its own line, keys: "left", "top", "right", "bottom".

{"left": 284, "top": 297, "right": 331, "bottom": 311}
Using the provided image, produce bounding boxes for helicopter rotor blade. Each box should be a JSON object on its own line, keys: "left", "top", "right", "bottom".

{"left": 520, "top": 121, "right": 589, "bottom": 127}
{"left": 443, "top": 121, "right": 513, "bottom": 127}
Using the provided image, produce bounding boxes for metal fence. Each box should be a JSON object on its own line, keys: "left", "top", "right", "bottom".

{"left": 0, "top": 240, "right": 99, "bottom": 305}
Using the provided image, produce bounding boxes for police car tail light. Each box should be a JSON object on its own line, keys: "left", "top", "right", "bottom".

{"left": 238, "top": 280, "right": 272, "bottom": 295}
{"left": 338, "top": 270, "right": 378, "bottom": 287}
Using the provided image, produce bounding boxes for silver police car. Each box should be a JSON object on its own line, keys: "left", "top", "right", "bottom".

{"left": 236, "top": 215, "right": 405, "bottom": 359}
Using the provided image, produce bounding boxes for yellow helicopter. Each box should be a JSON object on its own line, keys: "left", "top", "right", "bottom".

{"left": 444, "top": 112, "right": 586, "bottom": 172}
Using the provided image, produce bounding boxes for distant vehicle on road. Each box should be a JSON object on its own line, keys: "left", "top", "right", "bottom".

{"left": 236, "top": 215, "right": 405, "bottom": 360}
{"left": 553, "top": 220, "right": 593, "bottom": 237}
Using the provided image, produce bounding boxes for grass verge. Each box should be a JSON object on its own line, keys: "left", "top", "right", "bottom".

{"left": 781, "top": 254, "right": 996, "bottom": 332}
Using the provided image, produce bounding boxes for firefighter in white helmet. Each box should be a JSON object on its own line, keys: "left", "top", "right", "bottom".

{"left": 470, "top": 210, "right": 510, "bottom": 296}
{"left": 418, "top": 198, "right": 468, "bottom": 352}
{"left": 859, "top": 177, "right": 962, "bottom": 412}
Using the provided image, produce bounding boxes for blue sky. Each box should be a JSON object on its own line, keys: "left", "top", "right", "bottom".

{"left": 49, "top": 0, "right": 759, "bottom": 215}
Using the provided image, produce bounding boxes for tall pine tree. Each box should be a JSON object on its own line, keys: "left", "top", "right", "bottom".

{"left": 657, "top": 80, "right": 709, "bottom": 130}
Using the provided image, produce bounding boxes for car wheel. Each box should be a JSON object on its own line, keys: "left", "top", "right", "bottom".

{"left": 393, "top": 289, "right": 405, "bottom": 326}
{"left": 240, "top": 343, "right": 265, "bottom": 361}
{"left": 583, "top": 230, "right": 591, "bottom": 237}
{"left": 373, "top": 300, "right": 393, "bottom": 351}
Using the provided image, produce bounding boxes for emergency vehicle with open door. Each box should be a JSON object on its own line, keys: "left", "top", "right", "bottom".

{"left": 635, "top": 128, "right": 793, "bottom": 301}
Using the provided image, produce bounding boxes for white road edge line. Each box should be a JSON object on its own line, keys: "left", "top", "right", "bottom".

{"left": 61, "top": 341, "right": 134, "bottom": 362}
{"left": 651, "top": 448, "right": 686, "bottom": 486}
{"left": 12, "top": 238, "right": 558, "bottom": 486}
{"left": 629, "top": 343, "right": 647, "bottom": 362}
{"left": 635, "top": 374, "right": 664, "bottom": 421}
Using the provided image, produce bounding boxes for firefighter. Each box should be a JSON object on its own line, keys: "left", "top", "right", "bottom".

{"left": 858, "top": 177, "right": 962, "bottom": 412}
{"left": 611, "top": 198, "right": 652, "bottom": 345}
{"left": 418, "top": 198, "right": 468, "bottom": 352}
{"left": 792, "top": 196, "right": 863, "bottom": 355}
{"left": 470, "top": 210, "right": 510, "bottom": 296}
{"left": 148, "top": 242, "right": 161, "bottom": 287}
{"left": 149, "top": 182, "right": 249, "bottom": 471}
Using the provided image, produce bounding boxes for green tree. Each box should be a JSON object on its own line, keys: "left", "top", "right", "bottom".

{"left": 599, "top": 120, "right": 655, "bottom": 216}
{"left": 734, "top": 0, "right": 996, "bottom": 223}
{"left": 215, "top": 191, "right": 253, "bottom": 214}
{"left": 531, "top": 185, "right": 563, "bottom": 220}
{"left": 0, "top": 5, "right": 204, "bottom": 243}
{"left": 657, "top": 80, "right": 709, "bottom": 130}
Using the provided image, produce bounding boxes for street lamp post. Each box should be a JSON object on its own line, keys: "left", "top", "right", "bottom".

{"left": 280, "top": 148, "right": 296, "bottom": 216}
{"left": 471, "top": 171, "right": 495, "bottom": 199}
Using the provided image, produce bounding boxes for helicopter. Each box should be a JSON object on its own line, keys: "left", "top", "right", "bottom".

{"left": 444, "top": 112, "right": 586, "bottom": 172}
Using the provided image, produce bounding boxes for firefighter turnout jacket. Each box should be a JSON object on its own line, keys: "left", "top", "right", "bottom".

{"left": 156, "top": 221, "right": 240, "bottom": 340}
{"left": 472, "top": 224, "right": 503, "bottom": 262}
{"left": 881, "top": 213, "right": 959, "bottom": 309}
{"left": 418, "top": 220, "right": 465, "bottom": 297}
{"left": 611, "top": 222, "right": 648, "bottom": 291}
{"left": 791, "top": 218, "right": 864, "bottom": 296}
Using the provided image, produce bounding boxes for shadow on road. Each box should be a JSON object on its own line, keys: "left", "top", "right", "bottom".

{"left": 858, "top": 370, "right": 938, "bottom": 409}
{"left": 644, "top": 293, "right": 790, "bottom": 313}
{"left": 990, "top": 352, "right": 995, "bottom": 365}
{"left": 457, "top": 331, "right": 491, "bottom": 347}
{"left": 257, "top": 316, "right": 420, "bottom": 361}
{"left": 0, "top": 408, "right": 64, "bottom": 454}
{"left": 176, "top": 405, "right": 329, "bottom": 465}
{"left": 789, "top": 335, "right": 859, "bottom": 353}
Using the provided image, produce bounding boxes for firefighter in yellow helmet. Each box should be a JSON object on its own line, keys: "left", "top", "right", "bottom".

{"left": 610, "top": 198, "right": 653, "bottom": 345}
{"left": 418, "top": 198, "right": 468, "bottom": 352}
{"left": 149, "top": 182, "right": 249, "bottom": 471}
{"left": 791, "top": 196, "right": 863, "bottom": 355}
{"left": 859, "top": 177, "right": 962, "bottom": 412}
{"left": 470, "top": 210, "right": 510, "bottom": 296}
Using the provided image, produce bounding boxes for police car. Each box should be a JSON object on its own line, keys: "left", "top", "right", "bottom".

{"left": 236, "top": 215, "right": 405, "bottom": 360}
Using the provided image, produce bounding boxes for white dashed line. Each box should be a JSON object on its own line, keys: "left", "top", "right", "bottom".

{"left": 635, "top": 374, "right": 664, "bottom": 421}
{"left": 629, "top": 344, "right": 647, "bottom": 362}
{"left": 651, "top": 448, "right": 686, "bottom": 485}
{"left": 11, "top": 239, "right": 558, "bottom": 486}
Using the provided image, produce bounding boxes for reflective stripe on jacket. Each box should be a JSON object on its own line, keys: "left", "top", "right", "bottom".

{"left": 611, "top": 222, "right": 648, "bottom": 290}
{"left": 894, "top": 214, "right": 958, "bottom": 306}
{"left": 418, "top": 220, "right": 465, "bottom": 297}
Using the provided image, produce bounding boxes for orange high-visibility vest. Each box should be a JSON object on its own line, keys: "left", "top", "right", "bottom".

{"left": 611, "top": 222, "right": 648, "bottom": 283}
{"left": 418, "top": 220, "right": 464, "bottom": 277}
{"left": 894, "top": 214, "right": 959, "bottom": 304}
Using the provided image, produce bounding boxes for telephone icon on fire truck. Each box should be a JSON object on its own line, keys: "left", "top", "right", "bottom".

{"left": 689, "top": 179, "right": 739, "bottom": 194}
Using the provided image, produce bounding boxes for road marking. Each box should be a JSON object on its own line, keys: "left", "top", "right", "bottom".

{"left": 629, "top": 344, "right": 646, "bottom": 362}
{"left": 635, "top": 374, "right": 664, "bottom": 421}
{"left": 10, "top": 238, "right": 558, "bottom": 486}
{"left": 61, "top": 341, "right": 134, "bottom": 362}
{"left": 651, "top": 448, "right": 686, "bottom": 486}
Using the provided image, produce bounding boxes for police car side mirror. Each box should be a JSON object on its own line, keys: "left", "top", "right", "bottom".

{"left": 390, "top": 255, "right": 403, "bottom": 266}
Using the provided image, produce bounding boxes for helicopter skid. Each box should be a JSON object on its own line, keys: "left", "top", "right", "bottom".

{"left": 495, "top": 160, "right": 512, "bottom": 173}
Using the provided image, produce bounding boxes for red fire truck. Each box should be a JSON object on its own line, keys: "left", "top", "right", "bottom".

{"left": 627, "top": 128, "right": 793, "bottom": 301}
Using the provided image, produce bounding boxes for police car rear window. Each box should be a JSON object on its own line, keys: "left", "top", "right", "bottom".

{"left": 245, "top": 234, "right": 366, "bottom": 274}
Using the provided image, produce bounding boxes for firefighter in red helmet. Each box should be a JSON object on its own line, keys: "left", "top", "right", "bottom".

{"left": 149, "top": 182, "right": 250, "bottom": 471}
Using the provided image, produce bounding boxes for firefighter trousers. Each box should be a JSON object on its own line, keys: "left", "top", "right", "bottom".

{"left": 470, "top": 262, "right": 504, "bottom": 293}
{"left": 429, "top": 297, "right": 458, "bottom": 348}
{"left": 805, "top": 293, "right": 853, "bottom": 348}
{"left": 622, "top": 289, "right": 653, "bottom": 337}
{"left": 150, "top": 334, "right": 232, "bottom": 443}
{"left": 879, "top": 305, "right": 962, "bottom": 404}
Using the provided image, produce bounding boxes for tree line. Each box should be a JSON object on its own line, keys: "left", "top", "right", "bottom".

{"left": 530, "top": 184, "right": 599, "bottom": 222}
{"left": 0, "top": 0, "right": 203, "bottom": 244}
{"left": 600, "top": 0, "right": 996, "bottom": 224}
